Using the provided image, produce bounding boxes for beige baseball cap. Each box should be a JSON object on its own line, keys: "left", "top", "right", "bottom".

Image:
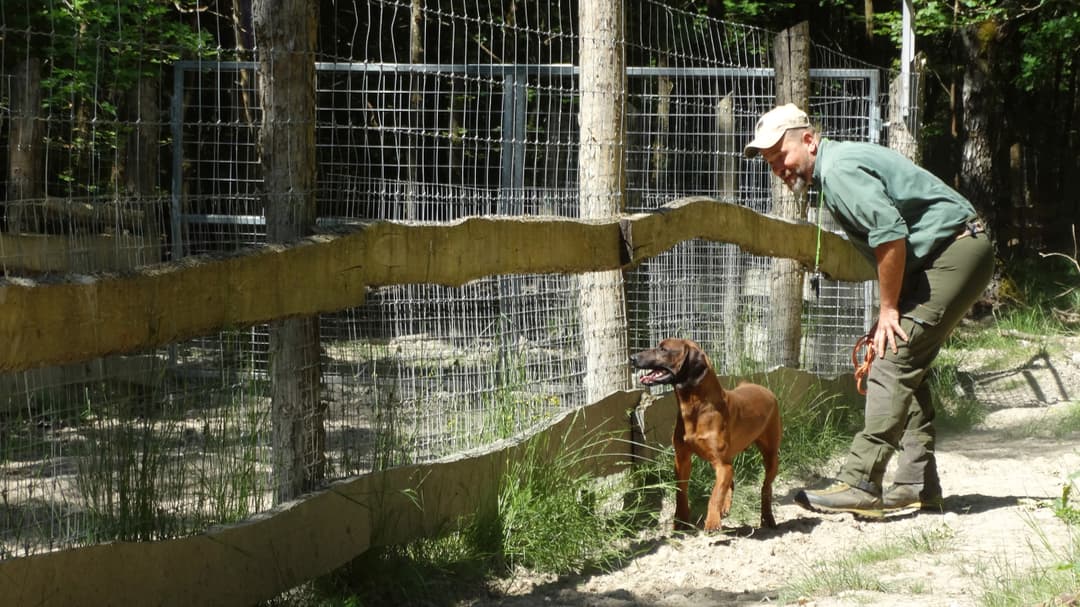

{"left": 743, "top": 103, "right": 811, "bottom": 158}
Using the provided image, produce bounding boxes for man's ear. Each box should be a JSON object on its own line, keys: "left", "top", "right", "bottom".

{"left": 804, "top": 130, "right": 817, "bottom": 152}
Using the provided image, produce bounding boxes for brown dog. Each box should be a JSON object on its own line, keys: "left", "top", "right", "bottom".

{"left": 630, "top": 338, "right": 781, "bottom": 532}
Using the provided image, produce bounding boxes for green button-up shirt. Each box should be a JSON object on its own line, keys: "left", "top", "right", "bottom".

{"left": 813, "top": 138, "right": 978, "bottom": 276}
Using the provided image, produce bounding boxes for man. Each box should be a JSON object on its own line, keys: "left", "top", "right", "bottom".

{"left": 744, "top": 103, "right": 994, "bottom": 516}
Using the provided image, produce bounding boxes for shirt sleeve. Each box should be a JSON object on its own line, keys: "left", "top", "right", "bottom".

{"left": 824, "top": 164, "right": 909, "bottom": 248}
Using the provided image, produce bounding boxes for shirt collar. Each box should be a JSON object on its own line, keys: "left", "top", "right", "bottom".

{"left": 813, "top": 137, "right": 830, "bottom": 186}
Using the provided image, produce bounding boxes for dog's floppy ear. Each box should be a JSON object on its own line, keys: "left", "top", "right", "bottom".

{"left": 678, "top": 344, "right": 711, "bottom": 388}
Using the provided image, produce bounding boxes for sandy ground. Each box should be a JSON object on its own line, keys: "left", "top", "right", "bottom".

{"left": 458, "top": 336, "right": 1080, "bottom": 607}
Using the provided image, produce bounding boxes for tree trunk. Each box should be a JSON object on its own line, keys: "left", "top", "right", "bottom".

{"left": 254, "top": 0, "right": 324, "bottom": 503}
{"left": 118, "top": 77, "right": 163, "bottom": 241}
{"left": 578, "top": 0, "right": 630, "bottom": 403}
{"left": 406, "top": 0, "right": 423, "bottom": 220}
{"left": 863, "top": 0, "right": 874, "bottom": 40}
{"left": 888, "top": 55, "right": 924, "bottom": 164}
{"left": 959, "top": 20, "right": 1000, "bottom": 232}
{"left": 121, "top": 78, "right": 160, "bottom": 197}
{"left": 767, "top": 22, "right": 810, "bottom": 369}
{"left": 1009, "top": 142, "right": 1036, "bottom": 250}
{"left": 231, "top": 0, "right": 257, "bottom": 125}
{"left": 8, "top": 55, "right": 43, "bottom": 233}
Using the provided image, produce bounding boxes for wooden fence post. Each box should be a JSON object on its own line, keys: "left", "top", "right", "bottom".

{"left": 715, "top": 95, "right": 744, "bottom": 371}
{"left": 254, "top": 0, "right": 326, "bottom": 503}
{"left": 578, "top": 0, "right": 631, "bottom": 403}
{"left": 767, "top": 21, "right": 810, "bottom": 369}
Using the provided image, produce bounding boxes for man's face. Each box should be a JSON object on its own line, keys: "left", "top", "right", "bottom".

{"left": 760, "top": 129, "right": 814, "bottom": 196}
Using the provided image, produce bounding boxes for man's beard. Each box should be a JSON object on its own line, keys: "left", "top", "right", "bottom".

{"left": 789, "top": 174, "right": 809, "bottom": 197}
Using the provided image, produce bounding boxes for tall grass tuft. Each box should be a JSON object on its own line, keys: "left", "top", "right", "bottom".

{"left": 497, "top": 422, "right": 652, "bottom": 574}
{"left": 770, "top": 382, "right": 861, "bottom": 479}
{"left": 75, "top": 380, "right": 186, "bottom": 543}
{"left": 279, "top": 417, "right": 663, "bottom": 606}
{"left": 195, "top": 384, "right": 270, "bottom": 525}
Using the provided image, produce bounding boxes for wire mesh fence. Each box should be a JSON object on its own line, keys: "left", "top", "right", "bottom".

{"left": 1, "top": 0, "right": 893, "bottom": 560}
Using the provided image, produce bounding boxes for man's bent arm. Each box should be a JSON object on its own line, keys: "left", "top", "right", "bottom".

{"left": 873, "top": 238, "right": 909, "bottom": 355}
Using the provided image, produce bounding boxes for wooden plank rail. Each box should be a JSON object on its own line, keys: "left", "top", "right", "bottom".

{"left": 0, "top": 389, "right": 640, "bottom": 607}
{"left": 0, "top": 197, "right": 873, "bottom": 373}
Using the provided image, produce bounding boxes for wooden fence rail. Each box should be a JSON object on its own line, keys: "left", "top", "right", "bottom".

{"left": 0, "top": 197, "right": 873, "bottom": 373}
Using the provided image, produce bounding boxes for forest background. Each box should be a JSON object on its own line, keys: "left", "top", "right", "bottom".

{"left": 676, "top": 0, "right": 1080, "bottom": 258}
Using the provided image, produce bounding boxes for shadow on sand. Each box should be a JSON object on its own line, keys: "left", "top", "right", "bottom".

{"left": 479, "top": 519, "right": 819, "bottom": 607}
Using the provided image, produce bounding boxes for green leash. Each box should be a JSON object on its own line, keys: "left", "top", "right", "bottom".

{"left": 812, "top": 138, "right": 829, "bottom": 294}
{"left": 811, "top": 189, "right": 825, "bottom": 298}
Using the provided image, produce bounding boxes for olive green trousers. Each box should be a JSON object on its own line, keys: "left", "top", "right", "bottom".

{"left": 837, "top": 232, "right": 995, "bottom": 494}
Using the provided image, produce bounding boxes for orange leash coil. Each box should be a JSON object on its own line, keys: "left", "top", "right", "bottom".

{"left": 852, "top": 334, "right": 875, "bottom": 396}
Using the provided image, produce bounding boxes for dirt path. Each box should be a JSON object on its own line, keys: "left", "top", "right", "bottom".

{"left": 461, "top": 336, "right": 1080, "bottom": 607}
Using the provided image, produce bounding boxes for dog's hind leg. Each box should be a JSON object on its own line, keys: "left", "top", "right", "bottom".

{"left": 759, "top": 448, "right": 778, "bottom": 528}
{"left": 756, "top": 417, "right": 781, "bottom": 528}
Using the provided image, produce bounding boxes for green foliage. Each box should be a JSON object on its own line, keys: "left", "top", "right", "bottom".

{"left": 874, "top": 0, "right": 1009, "bottom": 43}
{"left": 873, "top": 0, "right": 1078, "bottom": 92}
{"left": 196, "top": 389, "right": 271, "bottom": 524}
{"left": 994, "top": 256, "right": 1080, "bottom": 335}
{"left": 76, "top": 418, "right": 179, "bottom": 542}
{"left": 1051, "top": 403, "right": 1080, "bottom": 438}
{"left": 37, "top": 0, "right": 213, "bottom": 74}
{"left": 1050, "top": 481, "right": 1080, "bottom": 527}
{"left": 718, "top": 1, "right": 796, "bottom": 22}
{"left": 665, "top": 0, "right": 796, "bottom": 25}
{"left": 1015, "top": 1, "right": 1080, "bottom": 91}
{"left": 482, "top": 352, "right": 562, "bottom": 443}
{"left": 370, "top": 382, "right": 415, "bottom": 472}
{"left": 771, "top": 382, "right": 861, "bottom": 479}
{"left": 497, "top": 427, "right": 648, "bottom": 574}
{"left": 70, "top": 379, "right": 270, "bottom": 545}
{"left": 5, "top": 0, "right": 214, "bottom": 195}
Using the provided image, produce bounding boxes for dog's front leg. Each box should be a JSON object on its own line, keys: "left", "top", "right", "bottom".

{"left": 673, "top": 438, "right": 693, "bottom": 531}
{"left": 704, "top": 461, "right": 733, "bottom": 532}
